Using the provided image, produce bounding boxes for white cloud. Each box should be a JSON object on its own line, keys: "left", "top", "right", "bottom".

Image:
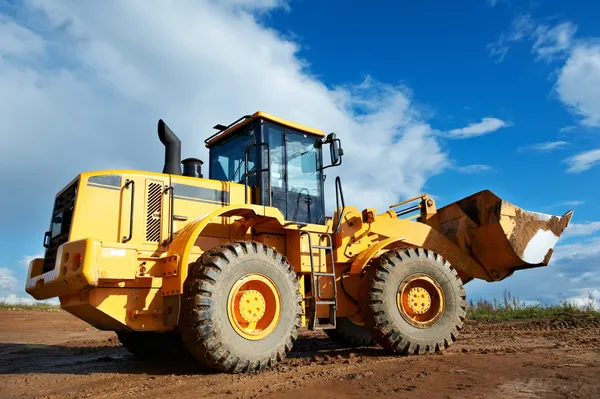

{"left": 560, "top": 125, "right": 577, "bottom": 133}
{"left": 445, "top": 117, "right": 508, "bottom": 139}
{"left": 567, "top": 289, "right": 600, "bottom": 308}
{"left": 552, "top": 236, "right": 600, "bottom": 262}
{"left": 20, "top": 253, "right": 44, "bottom": 268}
{"left": 563, "top": 148, "right": 600, "bottom": 173}
{"left": 532, "top": 21, "right": 578, "bottom": 62}
{"left": 0, "top": 294, "right": 59, "bottom": 305}
{"left": 218, "top": 0, "right": 289, "bottom": 11}
{"left": 490, "top": 16, "right": 600, "bottom": 129}
{"left": 518, "top": 140, "right": 569, "bottom": 152}
{"left": 454, "top": 164, "right": 494, "bottom": 174}
{"left": 0, "top": 17, "right": 45, "bottom": 58}
{"left": 563, "top": 221, "right": 600, "bottom": 238}
{"left": 0, "top": 0, "right": 458, "bottom": 240}
{"left": 486, "top": 15, "right": 535, "bottom": 63}
{"left": 556, "top": 44, "right": 600, "bottom": 127}
{"left": 487, "top": 15, "right": 577, "bottom": 63}
{"left": 570, "top": 272, "right": 599, "bottom": 284}
{"left": 489, "top": 16, "right": 600, "bottom": 129}
{"left": 0, "top": 294, "right": 36, "bottom": 305}
{"left": 552, "top": 200, "right": 585, "bottom": 208}
{"left": 465, "top": 236, "right": 600, "bottom": 306}
{"left": 0, "top": 268, "right": 18, "bottom": 291}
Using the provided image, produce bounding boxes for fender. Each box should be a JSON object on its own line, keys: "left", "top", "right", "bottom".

{"left": 347, "top": 215, "right": 492, "bottom": 282}
{"left": 350, "top": 237, "right": 406, "bottom": 274}
{"left": 162, "top": 204, "right": 286, "bottom": 327}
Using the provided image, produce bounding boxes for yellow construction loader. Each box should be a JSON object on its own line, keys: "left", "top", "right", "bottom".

{"left": 25, "top": 111, "right": 573, "bottom": 373}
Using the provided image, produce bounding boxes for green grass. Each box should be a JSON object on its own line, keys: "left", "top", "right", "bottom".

{"left": 467, "top": 290, "right": 600, "bottom": 320}
{"left": 0, "top": 301, "right": 61, "bottom": 311}
{"left": 2, "top": 290, "right": 599, "bottom": 319}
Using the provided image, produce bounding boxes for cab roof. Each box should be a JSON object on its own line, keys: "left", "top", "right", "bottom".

{"left": 204, "top": 111, "right": 324, "bottom": 147}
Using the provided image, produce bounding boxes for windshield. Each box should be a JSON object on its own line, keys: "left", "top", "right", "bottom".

{"left": 209, "top": 126, "right": 257, "bottom": 184}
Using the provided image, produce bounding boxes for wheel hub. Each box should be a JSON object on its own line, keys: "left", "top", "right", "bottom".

{"left": 407, "top": 286, "right": 431, "bottom": 314}
{"left": 227, "top": 273, "right": 281, "bottom": 341}
{"left": 238, "top": 289, "right": 266, "bottom": 323}
{"left": 397, "top": 273, "right": 445, "bottom": 328}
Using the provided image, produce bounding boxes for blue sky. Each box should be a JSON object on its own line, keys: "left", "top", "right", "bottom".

{"left": 1, "top": 0, "right": 600, "bottom": 307}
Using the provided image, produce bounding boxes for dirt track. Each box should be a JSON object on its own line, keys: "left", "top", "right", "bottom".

{"left": 1, "top": 310, "right": 599, "bottom": 399}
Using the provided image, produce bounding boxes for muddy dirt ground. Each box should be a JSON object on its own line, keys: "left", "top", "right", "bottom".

{"left": 1, "top": 310, "right": 599, "bottom": 399}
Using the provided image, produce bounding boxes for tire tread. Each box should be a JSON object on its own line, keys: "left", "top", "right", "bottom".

{"left": 180, "top": 240, "right": 302, "bottom": 373}
{"left": 361, "top": 247, "right": 467, "bottom": 355}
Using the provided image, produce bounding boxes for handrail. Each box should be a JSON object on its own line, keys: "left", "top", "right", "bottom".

{"left": 389, "top": 194, "right": 428, "bottom": 219}
{"left": 333, "top": 176, "right": 345, "bottom": 234}
{"left": 388, "top": 194, "right": 426, "bottom": 209}
{"left": 165, "top": 185, "right": 174, "bottom": 244}
{"left": 122, "top": 179, "right": 135, "bottom": 243}
{"left": 244, "top": 143, "right": 271, "bottom": 206}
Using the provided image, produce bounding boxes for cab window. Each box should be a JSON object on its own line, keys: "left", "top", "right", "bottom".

{"left": 209, "top": 126, "right": 258, "bottom": 185}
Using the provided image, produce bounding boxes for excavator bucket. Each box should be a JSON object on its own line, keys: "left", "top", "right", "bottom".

{"left": 432, "top": 190, "right": 574, "bottom": 282}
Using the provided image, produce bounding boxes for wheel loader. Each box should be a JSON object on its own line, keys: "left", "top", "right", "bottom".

{"left": 25, "top": 111, "right": 573, "bottom": 373}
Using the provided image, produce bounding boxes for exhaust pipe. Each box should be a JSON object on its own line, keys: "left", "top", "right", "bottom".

{"left": 158, "top": 119, "right": 182, "bottom": 175}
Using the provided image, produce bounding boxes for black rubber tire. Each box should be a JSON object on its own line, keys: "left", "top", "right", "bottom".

{"left": 116, "top": 331, "right": 190, "bottom": 360}
{"left": 324, "top": 317, "right": 376, "bottom": 347}
{"left": 361, "top": 247, "right": 466, "bottom": 355}
{"left": 180, "top": 241, "right": 303, "bottom": 373}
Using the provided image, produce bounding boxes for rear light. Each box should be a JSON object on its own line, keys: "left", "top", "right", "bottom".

{"left": 72, "top": 253, "right": 83, "bottom": 270}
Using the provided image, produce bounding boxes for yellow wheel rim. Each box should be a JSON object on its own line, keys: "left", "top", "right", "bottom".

{"left": 397, "top": 273, "right": 445, "bottom": 328}
{"left": 227, "top": 274, "right": 281, "bottom": 340}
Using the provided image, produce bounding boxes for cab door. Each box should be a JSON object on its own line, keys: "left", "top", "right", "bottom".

{"left": 263, "top": 122, "right": 287, "bottom": 218}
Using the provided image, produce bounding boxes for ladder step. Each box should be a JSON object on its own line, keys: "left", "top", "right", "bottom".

{"left": 315, "top": 323, "right": 336, "bottom": 330}
{"left": 303, "top": 231, "right": 338, "bottom": 332}
{"left": 311, "top": 245, "right": 332, "bottom": 250}
{"left": 313, "top": 272, "right": 336, "bottom": 277}
{"left": 315, "top": 301, "right": 336, "bottom": 305}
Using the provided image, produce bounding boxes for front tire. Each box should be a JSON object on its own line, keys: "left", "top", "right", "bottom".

{"left": 361, "top": 247, "right": 466, "bottom": 355}
{"left": 180, "top": 241, "right": 303, "bottom": 373}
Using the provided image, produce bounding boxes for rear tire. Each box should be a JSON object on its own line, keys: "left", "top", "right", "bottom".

{"left": 361, "top": 247, "right": 466, "bottom": 355}
{"left": 180, "top": 241, "right": 303, "bottom": 373}
{"left": 324, "top": 316, "right": 376, "bottom": 347}
{"left": 116, "top": 331, "right": 189, "bottom": 360}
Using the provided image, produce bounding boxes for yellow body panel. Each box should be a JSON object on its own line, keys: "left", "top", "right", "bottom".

{"left": 26, "top": 168, "right": 335, "bottom": 331}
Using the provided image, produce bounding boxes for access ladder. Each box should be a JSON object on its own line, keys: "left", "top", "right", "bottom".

{"left": 302, "top": 232, "right": 337, "bottom": 330}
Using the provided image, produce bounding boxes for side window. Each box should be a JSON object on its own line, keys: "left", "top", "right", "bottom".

{"left": 267, "top": 126, "right": 284, "bottom": 190}
{"left": 286, "top": 138, "right": 319, "bottom": 195}
{"left": 286, "top": 132, "right": 322, "bottom": 223}
{"left": 265, "top": 125, "right": 286, "bottom": 215}
{"left": 209, "top": 126, "right": 258, "bottom": 185}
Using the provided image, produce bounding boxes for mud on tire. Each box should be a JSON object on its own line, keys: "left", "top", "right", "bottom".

{"left": 180, "top": 241, "right": 303, "bottom": 373}
{"left": 361, "top": 247, "right": 466, "bottom": 355}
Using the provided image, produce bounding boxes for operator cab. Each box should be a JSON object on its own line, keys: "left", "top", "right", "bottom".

{"left": 205, "top": 111, "right": 342, "bottom": 225}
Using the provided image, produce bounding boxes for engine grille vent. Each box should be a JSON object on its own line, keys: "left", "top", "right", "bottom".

{"left": 146, "top": 183, "right": 163, "bottom": 242}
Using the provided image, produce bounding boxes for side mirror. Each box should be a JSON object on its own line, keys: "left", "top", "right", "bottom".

{"left": 330, "top": 139, "right": 343, "bottom": 166}
{"left": 317, "top": 132, "right": 343, "bottom": 171}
